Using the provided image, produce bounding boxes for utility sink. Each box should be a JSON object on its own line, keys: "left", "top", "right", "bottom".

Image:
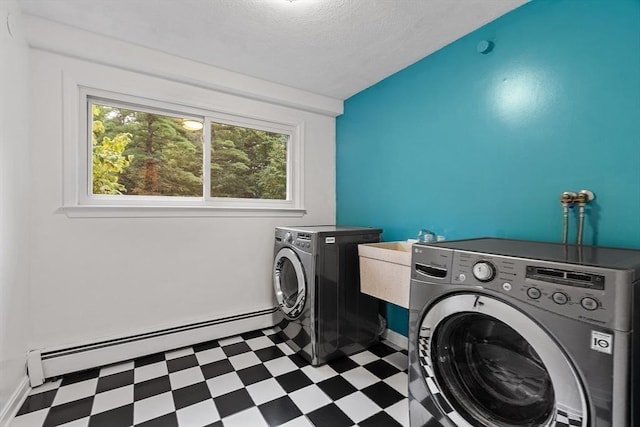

{"left": 358, "top": 241, "right": 412, "bottom": 308}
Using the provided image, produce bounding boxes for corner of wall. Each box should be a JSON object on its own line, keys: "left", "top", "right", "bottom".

{"left": 0, "top": 0, "right": 33, "bottom": 420}
{"left": 0, "top": 376, "right": 30, "bottom": 427}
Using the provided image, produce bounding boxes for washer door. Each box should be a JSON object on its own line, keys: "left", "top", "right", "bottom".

{"left": 273, "top": 247, "right": 307, "bottom": 319}
{"left": 418, "top": 293, "right": 587, "bottom": 427}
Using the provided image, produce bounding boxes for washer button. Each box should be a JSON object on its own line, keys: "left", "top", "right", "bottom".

{"left": 552, "top": 292, "right": 569, "bottom": 305}
{"left": 458, "top": 273, "right": 466, "bottom": 282}
{"left": 581, "top": 297, "right": 599, "bottom": 311}
{"left": 527, "top": 287, "right": 542, "bottom": 299}
{"left": 502, "top": 282, "right": 512, "bottom": 291}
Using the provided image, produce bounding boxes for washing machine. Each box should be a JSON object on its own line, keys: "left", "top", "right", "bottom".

{"left": 273, "top": 225, "right": 382, "bottom": 365}
{"left": 408, "top": 238, "right": 640, "bottom": 427}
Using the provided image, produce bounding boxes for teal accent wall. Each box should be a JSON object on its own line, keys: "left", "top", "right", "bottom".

{"left": 337, "top": 0, "right": 640, "bottom": 337}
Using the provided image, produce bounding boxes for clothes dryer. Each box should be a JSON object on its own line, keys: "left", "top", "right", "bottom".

{"left": 408, "top": 238, "right": 640, "bottom": 427}
{"left": 273, "top": 225, "right": 382, "bottom": 365}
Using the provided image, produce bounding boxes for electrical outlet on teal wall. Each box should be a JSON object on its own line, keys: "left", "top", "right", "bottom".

{"left": 337, "top": 0, "right": 640, "bottom": 337}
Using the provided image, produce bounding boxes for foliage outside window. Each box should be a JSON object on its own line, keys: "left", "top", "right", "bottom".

{"left": 90, "top": 98, "right": 290, "bottom": 204}
{"left": 210, "top": 122, "right": 287, "bottom": 200}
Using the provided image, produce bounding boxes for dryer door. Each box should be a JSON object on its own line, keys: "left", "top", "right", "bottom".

{"left": 417, "top": 293, "right": 587, "bottom": 427}
{"left": 273, "top": 247, "right": 307, "bottom": 319}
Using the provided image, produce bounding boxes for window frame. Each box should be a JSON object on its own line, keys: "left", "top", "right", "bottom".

{"left": 62, "top": 76, "right": 305, "bottom": 218}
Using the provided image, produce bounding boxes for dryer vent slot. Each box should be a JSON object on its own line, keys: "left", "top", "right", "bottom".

{"left": 415, "top": 263, "right": 447, "bottom": 278}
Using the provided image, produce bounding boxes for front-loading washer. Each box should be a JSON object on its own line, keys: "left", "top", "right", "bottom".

{"left": 408, "top": 238, "right": 640, "bottom": 427}
{"left": 273, "top": 225, "right": 382, "bottom": 365}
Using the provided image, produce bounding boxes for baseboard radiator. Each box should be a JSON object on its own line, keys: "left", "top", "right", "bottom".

{"left": 27, "top": 307, "right": 281, "bottom": 387}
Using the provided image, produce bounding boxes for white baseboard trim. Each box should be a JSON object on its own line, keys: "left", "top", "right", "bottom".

{"left": 28, "top": 307, "right": 280, "bottom": 386}
{"left": 0, "top": 376, "right": 30, "bottom": 427}
{"left": 382, "top": 328, "right": 408, "bottom": 350}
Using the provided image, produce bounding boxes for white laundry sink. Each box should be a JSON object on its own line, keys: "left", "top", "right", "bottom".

{"left": 358, "top": 241, "right": 412, "bottom": 308}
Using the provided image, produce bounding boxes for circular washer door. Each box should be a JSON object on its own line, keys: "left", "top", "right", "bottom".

{"left": 417, "top": 293, "right": 587, "bottom": 427}
{"left": 273, "top": 247, "right": 307, "bottom": 319}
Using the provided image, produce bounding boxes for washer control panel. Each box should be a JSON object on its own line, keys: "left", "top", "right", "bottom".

{"left": 410, "top": 245, "right": 625, "bottom": 327}
{"left": 447, "top": 250, "right": 614, "bottom": 325}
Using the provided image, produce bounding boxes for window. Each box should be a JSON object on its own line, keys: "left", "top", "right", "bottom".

{"left": 209, "top": 121, "right": 288, "bottom": 201}
{"left": 67, "top": 89, "right": 304, "bottom": 217}
{"left": 91, "top": 100, "right": 204, "bottom": 198}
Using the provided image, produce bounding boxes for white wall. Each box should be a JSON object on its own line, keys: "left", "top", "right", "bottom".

{"left": 26, "top": 19, "right": 338, "bottom": 351}
{"left": 0, "top": 0, "right": 31, "bottom": 419}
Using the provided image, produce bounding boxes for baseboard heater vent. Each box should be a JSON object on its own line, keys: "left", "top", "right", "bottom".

{"left": 27, "top": 307, "right": 280, "bottom": 387}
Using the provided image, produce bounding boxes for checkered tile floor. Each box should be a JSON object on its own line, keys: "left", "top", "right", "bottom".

{"left": 11, "top": 328, "right": 408, "bottom": 427}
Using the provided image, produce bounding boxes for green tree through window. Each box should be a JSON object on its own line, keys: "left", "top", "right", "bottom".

{"left": 210, "top": 122, "right": 287, "bottom": 200}
{"left": 91, "top": 100, "right": 288, "bottom": 201}
{"left": 91, "top": 105, "right": 132, "bottom": 195}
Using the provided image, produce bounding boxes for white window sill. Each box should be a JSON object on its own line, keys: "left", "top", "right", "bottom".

{"left": 57, "top": 205, "right": 307, "bottom": 218}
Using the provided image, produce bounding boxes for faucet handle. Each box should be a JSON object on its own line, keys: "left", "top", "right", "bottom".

{"left": 560, "top": 191, "right": 577, "bottom": 206}
{"left": 418, "top": 229, "right": 436, "bottom": 243}
{"left": 576, "top": 189, "right": 595, "bottom": 205}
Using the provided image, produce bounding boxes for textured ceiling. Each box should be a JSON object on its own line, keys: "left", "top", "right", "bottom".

{"left": 18, "top": 0, "right": 527, "bottom": 99}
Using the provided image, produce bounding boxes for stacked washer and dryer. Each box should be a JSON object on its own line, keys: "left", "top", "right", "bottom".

{"left": 272, "top": 226, "right": 382, "bottom": 365}
{"left": 408, "top": 238, "right": 640, "bottom": 427}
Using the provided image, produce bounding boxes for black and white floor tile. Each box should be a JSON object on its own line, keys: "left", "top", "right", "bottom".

{"left": 11, "top": 328, "right": 409, "bottom": 427}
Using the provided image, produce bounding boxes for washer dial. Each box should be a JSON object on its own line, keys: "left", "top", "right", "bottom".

{"left": 472, "top": 261, "right": 496, "bottom": 282}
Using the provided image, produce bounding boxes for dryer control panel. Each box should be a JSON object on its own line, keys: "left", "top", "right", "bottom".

{"left": 274, "top": 229, "right": 314, "bottom": 254}
{"left": 292, "top": 232, "right": 313, "bottom": 252}
{"left": 412, "top": 242, "right": 635, "bottom": 331}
